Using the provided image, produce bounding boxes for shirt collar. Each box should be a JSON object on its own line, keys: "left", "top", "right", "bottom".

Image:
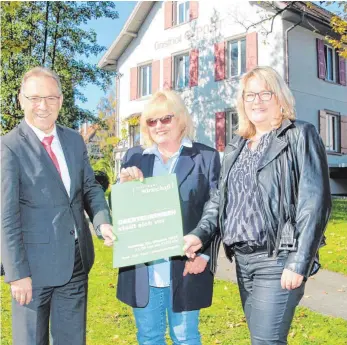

{"left": 25, "top": 118, "right": 57, "bottom": 142}
{"left": 143, "top": 137, "right": 193, "bottom": 156}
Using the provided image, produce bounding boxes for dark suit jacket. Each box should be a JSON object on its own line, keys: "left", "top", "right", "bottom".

{"left": 117, "top": 142, "right": 221, "bottom": 312}
{"left": 1, "top": 120, "right": 111, "bottom": 287}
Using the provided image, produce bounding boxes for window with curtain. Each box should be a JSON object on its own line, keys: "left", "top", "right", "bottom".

{"left": 176, "top": 1, "right": 190, "bottom": 25}
{"left": 227, "top": 38, "right": 246, "bottom": 78}
{"left": 139, "top": 64, "right": 152, "bottom": 97}
{"left": 174, "top": 53, "right": 189, "bottom": 90}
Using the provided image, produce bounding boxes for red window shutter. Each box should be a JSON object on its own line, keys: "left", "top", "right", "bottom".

{"left": 317, "top": 38, "right": 326, "bottom": 80}
{"left": 214, "top": 42, "right": 225, "bottom": 81}
{"left": 246, "top": 32, "right": 258, "bottom": 72}
{"left": 130, "top": 67, "right": 138, "bottom": 101}
{"left": 152, "top": 60, "right": 160, "bottom": 94}
{"left": 189, "top": 49, "right": 199, "bottom": 87}
{"left": 319, "top": 110, "right": 327, "bottom": 146}
{"left": 164, "top": 1, "right": 173, "bottom": 29}
{"left": 189, "top": 1, "right": 199, "bottom": 21}
{"left": 341, "top": 116, "right": 347, "bottom": 154}
{"left": 163, "top": 56, "right": 172, "bottom": 89}
{"left": 215, "top": 112, "right": 226, "bottom": 152}
{"left": 338, "top": 56, "right": 346, "bottom": 86}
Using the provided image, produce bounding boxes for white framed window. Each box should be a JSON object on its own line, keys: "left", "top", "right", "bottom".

{"left": 226, "top": 110, "right": 238, "bottom": 143}
{"left": 324, "top": 45, "right": 339, "bottom": 82}
{"left": 174, "top": 53, "right": 190, "bottom": 90}
{"left": 175, "top": 1, "right": 190, "bottom": 25}
{"left": 326, "top": 113, "right": 340, "bottom": 152}
{"left": 139, "top": 64, "right": 152, "bottom": 97}
{"left": 227, "top": 38, "right": 246, "bottom": 78}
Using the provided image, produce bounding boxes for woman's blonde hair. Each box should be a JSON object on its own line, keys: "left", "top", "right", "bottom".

{"left": 236, "top": 66, "right": 296, "bottom": 139}
{"left": 140, "top": 90, "right": 195, "bottom": 148}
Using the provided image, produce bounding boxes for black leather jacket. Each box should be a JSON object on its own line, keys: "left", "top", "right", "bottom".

{"left": 192, "top": 119, "right": 332, "bottom": 278}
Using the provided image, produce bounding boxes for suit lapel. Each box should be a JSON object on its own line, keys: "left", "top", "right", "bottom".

{"left": 19, "top": 120, "right": 68, "bottom": 197}
{"left": 257, "top": 119, "right": 292, "bottom": 172}
{"left": 174, "top": 146, "right": 196, "bottom": 188}
{"left": 56, "top": 125, "right": 75, "bottom": 199}
{"left": 257, "top": 137, "right": 287, "bottom": 171}
{"left": 222, "top": 138, "right": 246, "bottom": 184}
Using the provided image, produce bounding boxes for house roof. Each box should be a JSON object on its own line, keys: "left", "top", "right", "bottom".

{"left": 79, "top": 123, "right": 99, "bottom": 143}
{"left": 98, "top": 1, "right": 155, "bottom": 71}
{"left": 284, "top": 1, "right": 333, "bottom": 25}
{"left": 98, "top": 1, "right": 338, "bottom": 71}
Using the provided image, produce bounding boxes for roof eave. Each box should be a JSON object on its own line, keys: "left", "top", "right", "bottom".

{"left": 98, "top": 1, "right": 155, "bottom": 71}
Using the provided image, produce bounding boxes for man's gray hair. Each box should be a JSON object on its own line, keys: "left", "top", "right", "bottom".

{"left": 20, "top": 67, "right": 62, "bottom": 94}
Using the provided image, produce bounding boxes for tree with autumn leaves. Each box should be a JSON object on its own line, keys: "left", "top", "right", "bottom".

{"left": 89, "top": 89, "right": 120, "bottom": 186}
{"left": 0, "top": 1, "right": 119, "bottom": 134}
{"left": 322, "top": 1, "right": 347, "bottom": 58}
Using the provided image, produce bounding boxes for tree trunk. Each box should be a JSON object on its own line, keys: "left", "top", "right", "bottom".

{"left": 51, "top": 3, "right": 61, "bottom": 70}
{"left": 42, "top": 1, "right": 50, "bottom": 65}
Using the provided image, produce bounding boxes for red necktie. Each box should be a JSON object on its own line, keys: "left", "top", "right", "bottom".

{"left": 42, "top": 135, "right": 61, "bottom": 177}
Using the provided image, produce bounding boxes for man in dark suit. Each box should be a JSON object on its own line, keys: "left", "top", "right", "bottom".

{"left": 1, "top": 67, "right": 115, "bottom": 345}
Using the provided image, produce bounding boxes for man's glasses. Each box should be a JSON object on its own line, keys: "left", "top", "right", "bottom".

{"left": 23, "top": 95, "right": 61, "bottom": 106}
{"left": 146, "top": 114, "right": 175, "bottom": 127}
{"left": 243, "top": 91, "right": 273, "bottom": 102}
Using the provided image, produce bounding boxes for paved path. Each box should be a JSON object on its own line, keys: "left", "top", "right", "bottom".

{"left": 215, "top": 249, "right": 347, "bottom": 320}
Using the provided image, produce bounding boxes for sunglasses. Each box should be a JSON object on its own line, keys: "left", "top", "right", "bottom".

{"left": 146, "top": 114, "right": 174, "bottom": 127}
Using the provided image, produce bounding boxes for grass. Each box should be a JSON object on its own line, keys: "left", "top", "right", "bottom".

{"left": 2, "top": 236, "right": 347, "bottom": 345}
{"left": 320, "top": 198, "right": 347, "bottom": 275}
{"left": 1, "top": 199, "right": 346, "bottom": 344}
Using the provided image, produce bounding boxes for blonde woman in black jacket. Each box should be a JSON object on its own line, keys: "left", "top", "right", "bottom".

{"left": 184, "top": 66, "right": 332, "bottom": 345}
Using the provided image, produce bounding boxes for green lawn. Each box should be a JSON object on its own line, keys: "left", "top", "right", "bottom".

{"left": 2, "top": 232, "right": 347, "bottom": 345}
{"left": 320, "top": 198, "right": 347, "bottom": 275}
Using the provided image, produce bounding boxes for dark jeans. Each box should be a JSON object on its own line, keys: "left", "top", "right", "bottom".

{"left": 234, "top": 248, "right": 305, "bottom": 345}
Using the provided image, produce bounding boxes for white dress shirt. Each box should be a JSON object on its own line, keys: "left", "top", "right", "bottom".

{"left": 26, "top": 119, "right": 71, "bottom": 196}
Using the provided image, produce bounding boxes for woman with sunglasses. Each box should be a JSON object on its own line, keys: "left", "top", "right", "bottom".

{"left": 117, "top": 90, "right": 221, "bottom": 345}
{"left": 184, "top": 66, "right": 332, "bottom": 344}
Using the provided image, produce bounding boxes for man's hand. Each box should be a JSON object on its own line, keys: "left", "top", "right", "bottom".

{"left": 183, "top": 234, "right": 202, "bottom": 259}
{"left": 100, "top": 224, "right": 116, "bottom": 246}
{"left": 183, "top": 256, "right": 208, "bottom": 276}
{"left": 10, "top": 277, "right": 32, "bottom": 305}
{"left": 120, "top": 167, "right": 144, "bottom": 183}
{"left": 281, "top": 268, "right": 304, "bottom": 290}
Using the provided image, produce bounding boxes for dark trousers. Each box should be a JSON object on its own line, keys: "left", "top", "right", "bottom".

{"left": 12, "top": 241, "right": 88, "bottom": 345}
{"left": 234, "top": 248, "right": 305, "bottom": 345}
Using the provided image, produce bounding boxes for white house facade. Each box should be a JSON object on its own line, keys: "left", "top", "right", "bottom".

{"left": 99, "top": 1, "right": 347, "bottom": 194}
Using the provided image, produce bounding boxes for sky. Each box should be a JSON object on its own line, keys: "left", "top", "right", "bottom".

{"left": 76, "top": 1, "right": 137, "bottom": 115}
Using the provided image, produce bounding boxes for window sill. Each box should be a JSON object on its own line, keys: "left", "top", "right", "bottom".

{"left": 226, "top": 75, "right": 242, "bottom": 81}
{"left": 170, "top": 21, "right": 190, "bottom": 29}
{"left": 326, "top": 150, "right": 343, "bottom": 156}
{"left": 320, "top": 79, "right": 345, "bottom": 87}
{"left": 174, "top": 86, "right": 190, "bottom": 92}
{"left": 215, "top": 75, "right": 242, "bottom": 83}
{"left": 135, "top": 95, "right": 152, "bottom": 102}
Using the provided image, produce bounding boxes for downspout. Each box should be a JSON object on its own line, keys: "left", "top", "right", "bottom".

{"left": 285, "top": 12, "right": 305, "bottom": 86}
{"left": 115, "top": 72, "right": 120, "bottom": 139}
{"left": 114, "top": 70, "right": 121, "bottom": 176}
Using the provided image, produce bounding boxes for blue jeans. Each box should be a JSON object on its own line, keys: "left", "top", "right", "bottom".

{"left": 133, "top": 286, "right": 201, "bottom": 345}
{"left": 235, "top": 249, "right": 305, "bottom": 345}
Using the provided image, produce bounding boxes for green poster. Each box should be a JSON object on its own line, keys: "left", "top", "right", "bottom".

{"left": 111, "top": 174, "right": 184, "bottom": 268}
